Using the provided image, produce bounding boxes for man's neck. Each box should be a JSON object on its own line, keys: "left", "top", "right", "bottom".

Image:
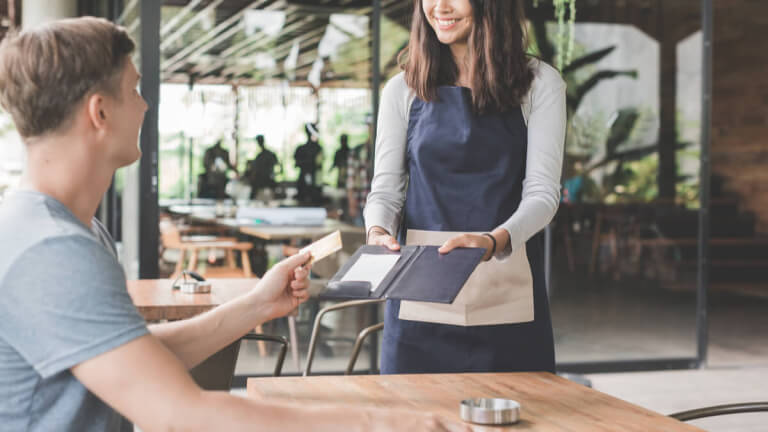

{"left": 22, "top": 136, "right": 114, "bottom": 228}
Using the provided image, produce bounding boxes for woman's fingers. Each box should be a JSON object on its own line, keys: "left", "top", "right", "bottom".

{"left": 369, "top": 232, "right": 401, "bottom": 251}
{"left": 438, "top": 234, "right": 494, "bottom": 260}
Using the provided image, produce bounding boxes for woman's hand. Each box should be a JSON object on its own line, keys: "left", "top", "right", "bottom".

{"left": 252, "top": 251, "right": 312, "bottom": 320}
{"left": 438, "top": 230, "right": 510, "bottom": 261}
{"left": 367, "top": 226, "right": 400, "bottom": 251}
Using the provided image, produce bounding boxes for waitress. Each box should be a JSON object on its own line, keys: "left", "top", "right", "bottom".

{"left": 365, "top": 0, "right": 566, "bottom": 374}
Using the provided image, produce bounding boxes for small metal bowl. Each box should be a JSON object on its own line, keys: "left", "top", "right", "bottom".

{"left": 460, "top": 398, "right": 520, "bottom": 425}
{"left": 179, "top": 280, "right": 212, "bottom": 294}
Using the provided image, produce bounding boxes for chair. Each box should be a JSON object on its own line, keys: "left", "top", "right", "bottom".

{"left": 159, "top": 217, "right": 254, "bottom": 279}
{"left": 303, "top": 298, "right": 385, "bottom": 376}
{"left": 190, "top": 332, "right": 289, "bottom": 391}
{"left": 669, "top": 402, "right": 768, "bottom": 422}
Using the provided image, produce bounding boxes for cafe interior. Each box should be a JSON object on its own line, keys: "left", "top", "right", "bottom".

{"left": 1, "top": 0, "right": 767, "bottom": 430}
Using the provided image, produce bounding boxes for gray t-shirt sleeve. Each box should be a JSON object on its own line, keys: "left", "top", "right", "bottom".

{"left": 0, "top": 235, "right": 148, "bottom": 379}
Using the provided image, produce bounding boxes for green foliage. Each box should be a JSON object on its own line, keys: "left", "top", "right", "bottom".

{"left": 533, "top": 0, "right": 578, "bottom": 69}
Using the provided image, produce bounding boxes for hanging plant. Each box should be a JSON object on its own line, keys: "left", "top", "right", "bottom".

{"left": 533, "top": 0, "right": 577, "bottom": 70}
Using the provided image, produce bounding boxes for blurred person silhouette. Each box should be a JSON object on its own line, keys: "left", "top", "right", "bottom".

{"left": 332, "top": 133, "right": 350, "bottom": 189}
{"left": 293, "top": 123, "right": 323, "bottom": 204}
{"left": 198, "top": 139, "right": 237, "bottom": 199}
{"left": 244, "top": 134, "right": 280, "bottom": 199}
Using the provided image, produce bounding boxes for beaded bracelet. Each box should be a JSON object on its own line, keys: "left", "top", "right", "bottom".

{"left": 482, "top": 233, "right": 496, "bottom": 260}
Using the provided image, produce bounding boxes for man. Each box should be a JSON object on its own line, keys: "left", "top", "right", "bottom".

{"left": 0, "top": 17, "right": 467, "bottom": 432}
{"left": 333, "top": 133, "right": 350, "bottom": 189}
{"left": 244, "top": 134, "right": 279, "bottom": 198}
{"left": 294, "top": 122, "right": 323, "bottom": 204}
{"left": 198, "top": 139, "right": 237, "bottom": 199}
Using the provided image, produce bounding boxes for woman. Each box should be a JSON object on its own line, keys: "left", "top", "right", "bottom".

{"left": 364, "top": 0, "right": 566, "bottom": 374}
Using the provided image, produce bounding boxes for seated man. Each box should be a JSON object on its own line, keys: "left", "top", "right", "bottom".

{"left": 0, "top": 17, "right": 467, "bottom": 432}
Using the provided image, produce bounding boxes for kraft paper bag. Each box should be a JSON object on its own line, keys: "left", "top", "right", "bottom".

{"left": 397, "top": 229, "right": 535, "bottom": 326}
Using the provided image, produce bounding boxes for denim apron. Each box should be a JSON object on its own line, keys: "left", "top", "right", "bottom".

{"left": 380, "top": 87, "right": 555, "bottom": 374}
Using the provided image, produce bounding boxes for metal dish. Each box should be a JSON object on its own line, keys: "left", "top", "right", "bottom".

{"left": 179, "top": 280, "right": 212, "bottom": 294}
{"left": 460, "top": 398, "right": 520, "bottom": 425}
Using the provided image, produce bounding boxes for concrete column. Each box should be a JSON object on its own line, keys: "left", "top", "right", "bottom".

{"left": 21, "top": 0, "right": 77, "bottom": 29}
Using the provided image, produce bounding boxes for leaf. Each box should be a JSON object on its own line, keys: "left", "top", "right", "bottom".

{"left": 562, "top": 46, "right": 617, "bottom": 74}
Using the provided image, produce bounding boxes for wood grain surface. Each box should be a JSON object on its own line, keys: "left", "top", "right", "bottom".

{"left": 247, "top": 373, "right": 704, "bottom": 431}
{"left": 127, "top": 278, "right": 257, "bottom": 321}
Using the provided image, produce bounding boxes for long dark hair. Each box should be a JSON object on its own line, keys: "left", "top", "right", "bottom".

{"left": 399, "top": 0, "right": 534, "bottom": 114}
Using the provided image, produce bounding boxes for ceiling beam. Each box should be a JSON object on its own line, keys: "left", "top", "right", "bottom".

{"left": 193, "top": 11, "right": 311, "bottom": 77}
{"left": 285, "top": 0, "right": 371, "bottom": 15}
{"left": 161, "top": 0, "right": 274, "bottom": 74}
{"left": 160, "top": 0, "right": 205, "bottom": 37}
{"left": 161, "top": 0, "right": 225, "bottom": 51}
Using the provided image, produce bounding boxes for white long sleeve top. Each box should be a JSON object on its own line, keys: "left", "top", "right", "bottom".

{"left": 364, "top": 59, "right": 567, "bottom": 255}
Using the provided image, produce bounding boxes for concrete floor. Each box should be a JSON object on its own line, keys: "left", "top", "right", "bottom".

{"left": 587, "top": 366, "right": 768, "bottom": 431}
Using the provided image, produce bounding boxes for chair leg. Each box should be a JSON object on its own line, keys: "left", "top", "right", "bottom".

{"left": 346, "top": 322, "right": 384, "bottom": 375}
{"left": 589, "top": 212, "right": 603, "bottom": 275}
{"left": 240, "top": 250, "right": 253, "bottom": 277}
{"left": 173, "top": 248, "right": 185, "bottom": 279}
{"left": 304, "top": 299, "right": 384, "bottom": 376}
{"left": 254, "top": 325, "right": 267, "bottom": 357}
{"left": 188, "top": 248, "right": 198, "bottom": 272}
{"left": 288, "top": 315, "right": 301, "bottom": 373}
{"left": 226, "top": 249, "right": 236, "bottom": 268}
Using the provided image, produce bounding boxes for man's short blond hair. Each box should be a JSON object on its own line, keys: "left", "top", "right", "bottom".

{"left": 0, "top": 16, "right": 135, "bottom": 138}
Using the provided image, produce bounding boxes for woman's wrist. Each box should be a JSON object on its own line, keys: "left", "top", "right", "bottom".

{"left": 481, "top": 233, "right": 496, "bottom": 259}
{"left": 491, "top": 228, "right": 511, "bottom": 254}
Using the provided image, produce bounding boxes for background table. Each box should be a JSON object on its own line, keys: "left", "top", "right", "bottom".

{"left": 127, "top": 278, "right": 256, "bottom": 321}
{"left": 128, "top": 278, "right": 303, "bottom": 374}
{"left": 247, "top": 372, "right": 704, "bottom": 431}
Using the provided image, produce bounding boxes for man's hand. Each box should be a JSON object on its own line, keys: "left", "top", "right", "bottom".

{"left": 367, "top": 226, "right": 400, "bottom": 251}
{"left": 251, "top": 251, "right": 312, "bottom": 320}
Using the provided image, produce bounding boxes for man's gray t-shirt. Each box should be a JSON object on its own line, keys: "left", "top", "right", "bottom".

{"left": 0, "top": 191, "right": 148, "bottom": 431}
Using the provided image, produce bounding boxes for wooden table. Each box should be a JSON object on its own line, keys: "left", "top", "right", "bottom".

{"left": 247, "top": 373, "right": 704, "bottom": 431}
{"left": 127, "top": 278, "right": 303, "bottom": 373}
{"left": 237, "top": 219, "right": 362, "bottom": 241}
{"left": 127, "top": 278, "right": 256, "bottom": 321}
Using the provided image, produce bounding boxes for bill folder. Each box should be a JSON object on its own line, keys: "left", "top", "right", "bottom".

{"left": 323, "top": 245, "right": 485, "bottom": 303}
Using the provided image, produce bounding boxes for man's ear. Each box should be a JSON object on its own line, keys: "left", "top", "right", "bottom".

{"left": 86, "top": 93, "right": 108, "bottom": 132}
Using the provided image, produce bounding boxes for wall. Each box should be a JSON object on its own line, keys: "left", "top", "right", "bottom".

{"left": 712, "top": 0, "right": 768, "bottom": 233}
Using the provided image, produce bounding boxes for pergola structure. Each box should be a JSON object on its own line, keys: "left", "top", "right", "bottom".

{"left": 116, "top": 0, "right": 412, "bottom": 88}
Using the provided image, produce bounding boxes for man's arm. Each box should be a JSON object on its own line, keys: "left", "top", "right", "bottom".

{"left": 72, "top": 334, "right": 468, "bottom": 432}
{"left": 150, "top": 253, "right": 310, "bottom": 369}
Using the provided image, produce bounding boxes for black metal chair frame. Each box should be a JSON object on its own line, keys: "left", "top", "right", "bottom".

{"left": 303, "top": 298, "right": 385, "bottom": 376}
{"left": 670, "top": 402, "right": 768, "bottom": 422}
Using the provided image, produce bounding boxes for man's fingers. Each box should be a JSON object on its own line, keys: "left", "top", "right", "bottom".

{"left": 290, "top": 279, "right": 308, "bottom": 290}
{"left": 280, "top": 251, "right": 311, "bottom": 270}
{"left": 293, "top": 265, "right": 309, "bottom": 281}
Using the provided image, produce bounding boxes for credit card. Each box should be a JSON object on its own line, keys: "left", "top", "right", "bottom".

{"left": 299, "top": 230, "right": 342, "bottom": 265}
